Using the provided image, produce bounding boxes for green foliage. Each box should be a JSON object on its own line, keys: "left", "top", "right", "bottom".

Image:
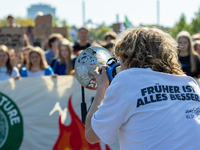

{"left": 0, "top": 18, "right": 8, "bottom": 27}
{"left": 189, "top": 8, "right": 200, "bottom": 35}
{"left": 170, "top": 14, "right": 188, "bottom": 38}
{"left": 0, "top": 17, "right": 34, "bottom": 27}
{"left": 89, "top": 25, "right": 111, "bottom": 41}
{"left": 15, "top": 17, "right": 34, "bottom": 27}
{"left": 140, "top": 8, "right": 200, "bottom": 40}
{"left": 170, "top": 8, "right": 200, "bottom": 38}
{"left": 66, "top": 26, "right": 72, "bottom": 41}
{"left": 1, "top": 7, "right": 200, "bottom": 42}
{"left": 53, "top": 17, "right": 68, "bottom": 27}
{"left": 52, "top": 17, "right": 59, "bottom": 27}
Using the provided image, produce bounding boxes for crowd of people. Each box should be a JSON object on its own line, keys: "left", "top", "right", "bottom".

{"left": 0, "top": 15, "right": 118, "bottom": 81}
{"left": 1, "top": 15, "right": 200, "bottom": 81}
{"left": 2, "top": 14, "right": 200, "bottom": 150}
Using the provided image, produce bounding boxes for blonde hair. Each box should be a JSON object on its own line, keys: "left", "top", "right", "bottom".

{"left": 0, "top": 45, "right": 12, "bottom": 75}
{"left": 59, "top": 39, "right": 73, "bottom": 75}
{"left": 115, "top": 27, "right": 183, "bottom": 75}
{"left": 27, "top": 47, "right": 47, "bottom": 70}
{"left": 23, "top": 34, "right": 30, "bottom": 46}
{"left": 192, "top": 33, "right": 200, "bottom": 41}
{"left": 177, "top": 31, "right": 199, "bottom": 73}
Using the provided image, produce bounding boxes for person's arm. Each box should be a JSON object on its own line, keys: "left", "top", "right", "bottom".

{"left": 12, "top": 67, "right": 20, "bottom": 77}
{"left": 85, "top": 65, "right": 110, "bottom": 144}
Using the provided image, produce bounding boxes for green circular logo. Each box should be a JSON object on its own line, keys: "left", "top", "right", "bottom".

{"left": 0, "top": 92, "right": 23, "bottom": 150}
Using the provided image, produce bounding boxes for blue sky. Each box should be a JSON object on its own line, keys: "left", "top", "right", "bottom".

{"left": 0, "top": 0, "right": 200, "bottom": 27}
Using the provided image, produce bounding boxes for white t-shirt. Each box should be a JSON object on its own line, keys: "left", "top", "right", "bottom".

{"left": 0, "top": 67, "right": 20, "bottom": 81}
{"left": 27, "top": 69, "right": 45, "bottom": 77}
{"left": 92, "top": 68, "right": 200, "bottom": 150}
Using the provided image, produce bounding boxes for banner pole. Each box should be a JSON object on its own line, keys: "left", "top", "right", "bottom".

{"left": 81, "top": 86, "right": 87, "bottom": 124}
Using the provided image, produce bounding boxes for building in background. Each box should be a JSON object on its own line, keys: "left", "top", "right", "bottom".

{"left": 27, "top": 4, "right": 56, "bottom": 19}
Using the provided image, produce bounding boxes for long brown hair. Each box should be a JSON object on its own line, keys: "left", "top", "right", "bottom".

{"left": 176, "top": 31, "right": 199, "bottom": 73}
{"left": 59, "top": 39, "right": 73, "bottom": 75}
{"left": 0, "top": 45, "right": 13, "bottom": 75}
{"left": 22, "top": 45, "right": 33, "bottom": 65}
{"left": 27, "top": 47, "right": 47, "bottom": 70}
{"left": 115, "top": 27, "right": 183, "bottom": 75}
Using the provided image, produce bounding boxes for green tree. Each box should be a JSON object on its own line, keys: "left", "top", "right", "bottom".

{"left": 96, "top": 25, "right": 111, "bottom": 40}
{"left": 170, "top": 14, "right": 188, "bottom": 38}
{"left": 15, "top": 17, "right": 34, "bottom": 27}
{"left": 53, "top": 17, "right": 68, "bottom": 27}
{"left": 189, "top": 8, "right": 200, "bottom": 35}
{"left": 0, "top": 17, "right": 34, "bottom": 27}
{"left": 0, "top": 18, "right": 8, "bottom": 27}
{"left": 61, "top": 20, "right": 67, "bottom": 27}
{"left": 89, "top": 25, "right": 111, "bottom": 41}
{"left": 53, "top": 17, "right": 59, "bottom": 27}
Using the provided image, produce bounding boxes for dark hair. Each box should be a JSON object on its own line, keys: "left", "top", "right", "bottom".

{"left": 104, "top": 32, "right": 116, "bottom": 41}
{"left": 7, "top": 15, "right": 14, "bottom": 20}
{"left": 0, "top": 45, "right": 13, "bottom": 75}
{"left": 48, "top": 33, "right": 63, "bottom": 48}
{"left": 48, "top": 37, "right": 57, "bottom": 48}
{"left": 33, "top": 41, "right": 41, "bottom": 47}
{"left": 103, "top": 40, "right": 115, "bottom": 50}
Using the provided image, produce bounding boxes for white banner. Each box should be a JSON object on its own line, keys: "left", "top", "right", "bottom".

{"left": 0, "top": 76, "right": 119, "bottom": 150}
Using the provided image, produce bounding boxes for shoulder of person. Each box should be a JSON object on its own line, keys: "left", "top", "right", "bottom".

{"left": 44, "top": 50, "right": 51, "bottom": 55}
{"left": 112, "top": 68, "right": 152, "bottom": 84}
{"left": 54, "top": 59, "right": 61, "bottom": 65}
{"left": 45, "top": 66, "right": 54, "bottom": 73}
{"left": 109, "top": 69, "right": 132, "bottom": 88}
{"left": 194, "top": 54, "right": 200, "bottom": 60}
{"left": 55, "top": 59, "right": 60, "bottom": 63}
{"left": 87, "top": 43, "right": 91, "bottom": 47}
{"left": 20, "top": 67, "right": 28, "bottom": 77}
{"left": 72, "top": 57, "right": 76, "bottom": 62}
{"left": 52, "top": 59, "right": 60, "bottom": 70}
{"left": 46, "top": 65, "right": 52, "bottom": 70}
{"left": 12, "top": 67, "right": 20, "bottom": 77}
{"left": 73, "top": 41, "right": 80, "bottom": 48}
{"left": 73, "top": 41, "right": 79, "bottom": 46}
{"left": 20, "top": 67, "right": 27, "bottom": 72}
{"left": 13, "top": 67, "right": 19, "bottom": 72}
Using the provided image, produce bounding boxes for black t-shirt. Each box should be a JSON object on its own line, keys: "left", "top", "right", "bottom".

{"left": 73, "top": 42, "right": 91, "bottom": 55}
{"left": 179, "top": 55, "right": 200, "bottom": 77}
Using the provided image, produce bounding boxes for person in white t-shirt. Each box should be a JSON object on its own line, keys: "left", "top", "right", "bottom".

{"left": 21, "top": 47, "right": 54, "bottom": 77}
{"left": 0, "top": 45, "right": 20, "bottom": 81}
{"left": 85, "top": 27, "right": 200, "bottom": 150}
